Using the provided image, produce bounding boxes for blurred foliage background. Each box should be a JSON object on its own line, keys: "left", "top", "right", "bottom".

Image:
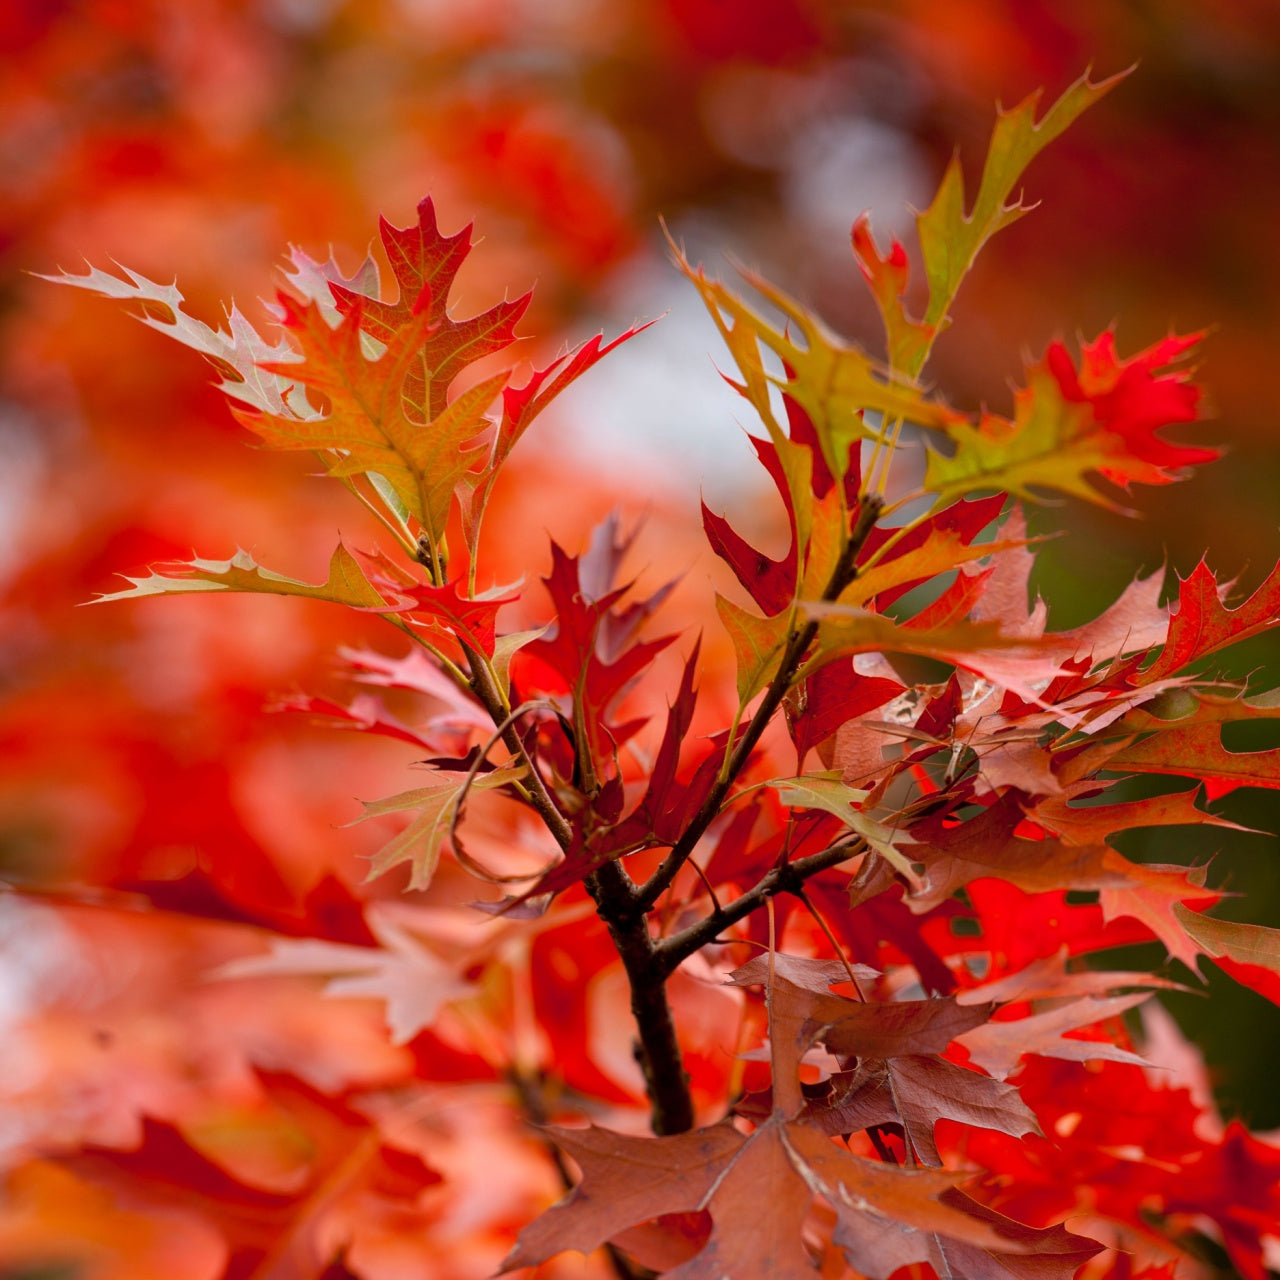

{"left": 3, "top": 0, "right": 1280, "bottom": 1124}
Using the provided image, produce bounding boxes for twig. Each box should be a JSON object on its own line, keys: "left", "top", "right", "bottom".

{"left": 654, "top": 836, "right": 867, "bottom": 974}
{"left": 446, "top": 700, "right": 559, "bottom": 884}
{"left": 636, "top": 493, "right": 884, "bottom": 911}
{"left": 795, "top": 885, "right": 866, "bottom": 995}
{"left": 463, "top": 642, "right": 573, "bottom": 850}
{"left": 586, "top": 859, "right": 694, "bottom": 1136}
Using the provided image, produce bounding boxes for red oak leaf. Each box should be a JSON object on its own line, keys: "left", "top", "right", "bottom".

{"left": 329, "top": 196, "right": 530, "bottom": 419}
{"left": 702, "top": 434, "right": 799, "bottom": 617}
{"left": 1142, "top": 557, "right": 1280, "bottom": 682}
{"left": 520, "top": 519, "right": 676, "bottom": 773}
{"left": 1047, "top": 331, "right": 1215, "bottom": 486}
{"left": 926, "top": 332, "right": 1211, "bottom": 509}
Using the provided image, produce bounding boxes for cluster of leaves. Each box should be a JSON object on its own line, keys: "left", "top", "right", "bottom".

{"left": 18, "top": 69, "right": 1280, "bottom": 1280}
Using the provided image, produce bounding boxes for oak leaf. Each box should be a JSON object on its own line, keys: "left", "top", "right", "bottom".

{"left": 672, "top": 240, "right": 953, "bottom": 495}
{"left": 244, "top": 288, "right": 498, "bottom": 546}
{"left": 1142, "top": 557, "right": 1280, "bottom": 682}
{"left": 805, "top": 1054, "right": 1040, "bottom": 1168}
{"left": 213, "top": 905, "right": 477, "bottom": 1044}
{"left": 90, "top": 544, "right": 390, "bottom": 610}
{"left": 327, "top": 196, "right": 529, "bottom": 420}
{"left": 507, "top": 956, "right": 1096, "bottom": 1278}
{"left": 925, "top": 333, "right": 1208, "bottom": 510}
{"left": 354, "top": 759, "right": 528, "bottom": 891}
{"left": 956, "top": 993, "right": 1153, "bottom": 1080}
{"left": 524, "top": 522, "right": 676, "bottom": 771}
{"left": 44, "top": 260, "right": 299, "bottom": 414}
{"left": 855, "top": 69, "right": 1126, "bottom": 379}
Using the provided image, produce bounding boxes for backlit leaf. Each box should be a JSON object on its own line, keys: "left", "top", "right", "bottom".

{"left": 354, "top": 760, "right": 528, "bottom": 891}
{"left": 925, "top": 333, "right": 1209, "bottom": 510}
{"left": 90, "top": 543, "right": 390, "bottom": 610}
{"left": 913, "top": 70, "right": 1126, "bottom": 370}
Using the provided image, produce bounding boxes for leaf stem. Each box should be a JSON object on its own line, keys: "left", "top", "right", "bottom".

{"left": 338, "top": 473, "right": 418, "bottom": 558}
{"left": 385, "top": 616, "right": 473, "bottom": 693}
{"left": 795, "top": 885, "right": 866, "bottom": 995}
{"left": 464, "top": 641, "right": 571, "bottom": 850}
{"left": 446, "top": 700, "right": 555, "bottom": 884}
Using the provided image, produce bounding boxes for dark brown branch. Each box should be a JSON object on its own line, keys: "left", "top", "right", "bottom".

{"left": 654, "top": 837, "right": 867, "bottom": 975}
{"left": 461, "top": 640, "right": 688, "bottom": 1134}
{"left": 586, "top": 859, "right": 694, "bottom": 1135}
{"left": 468, "top": 495, "right": 883, "bottom": 1140}
{"left": 581, "top": 493, "right": 885, "bottom": 1133}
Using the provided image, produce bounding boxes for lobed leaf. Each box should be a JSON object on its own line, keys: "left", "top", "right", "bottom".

{"left": 956, "top": 992, "right": 1153, "bottom": 1080}
{"left": 212, "top": 906, "right": 476, "bottom": 1044}
{"left": 503, "top": 1113, "right": 1050, "bottom": 1280}
{"left": 671, "top": 238, "right": 954, "bottom": 495}
{"left": 242, "top": 290, "right": 496, "bottom": 542}
{"left": 1143, "top": 557, "right": 1280, "bottom": 682}
{"left": 523, "top": 527, "right": 677, "bottom": 775}
{"left": 354, "top": 760, "right": 528, "bottom": 891}
{"left": 767, "top": 772, "right": 918, "bottom": 883}
{"left": 925, "top": 332, "right": 1209, "bottom": 510}
{"left": 90, "top": 543, "right": 390, "bottom": 610}
{"left": 42, "top": 261, "right": 299, "bottom": 414}
{"left": 329, "top": 196, "right": 530, "bottom": 420}
{"left": 912, "top": 69, "right": 1127, "bottom": 371}
{"left": 715, "top": 594, "right": 790, "bottom": 705}
{"left": 806, "top": 1054, "right": 1040, "bottom": 1167}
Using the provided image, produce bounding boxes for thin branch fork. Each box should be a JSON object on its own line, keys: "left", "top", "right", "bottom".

{"left": 463, "top": 642, "right": 573, "bottom": 851}
{"left": 636, "top": 491, "right": 884, "bottom": 911}
{"left": 654, "top": 835, "right": 869, "bottom": 975}
{"left": 587, "top": 832, "right": 868, "bottom": 1136}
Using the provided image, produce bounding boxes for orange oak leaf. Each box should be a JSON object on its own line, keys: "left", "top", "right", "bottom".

{"left": 89, "top": 543, "right": 391, "bottom": 610}
{"left": 244, "top": 288, "right": 497, "bottom": 546}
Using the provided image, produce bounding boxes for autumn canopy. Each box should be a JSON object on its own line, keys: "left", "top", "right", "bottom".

{"left": 4, "top": 6, "right": 1280, "bottom": 1280}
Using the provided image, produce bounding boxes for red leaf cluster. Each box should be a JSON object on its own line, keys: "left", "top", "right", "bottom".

{"left": 8, "top": 56, "right": 1280, "bottom": 1280}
